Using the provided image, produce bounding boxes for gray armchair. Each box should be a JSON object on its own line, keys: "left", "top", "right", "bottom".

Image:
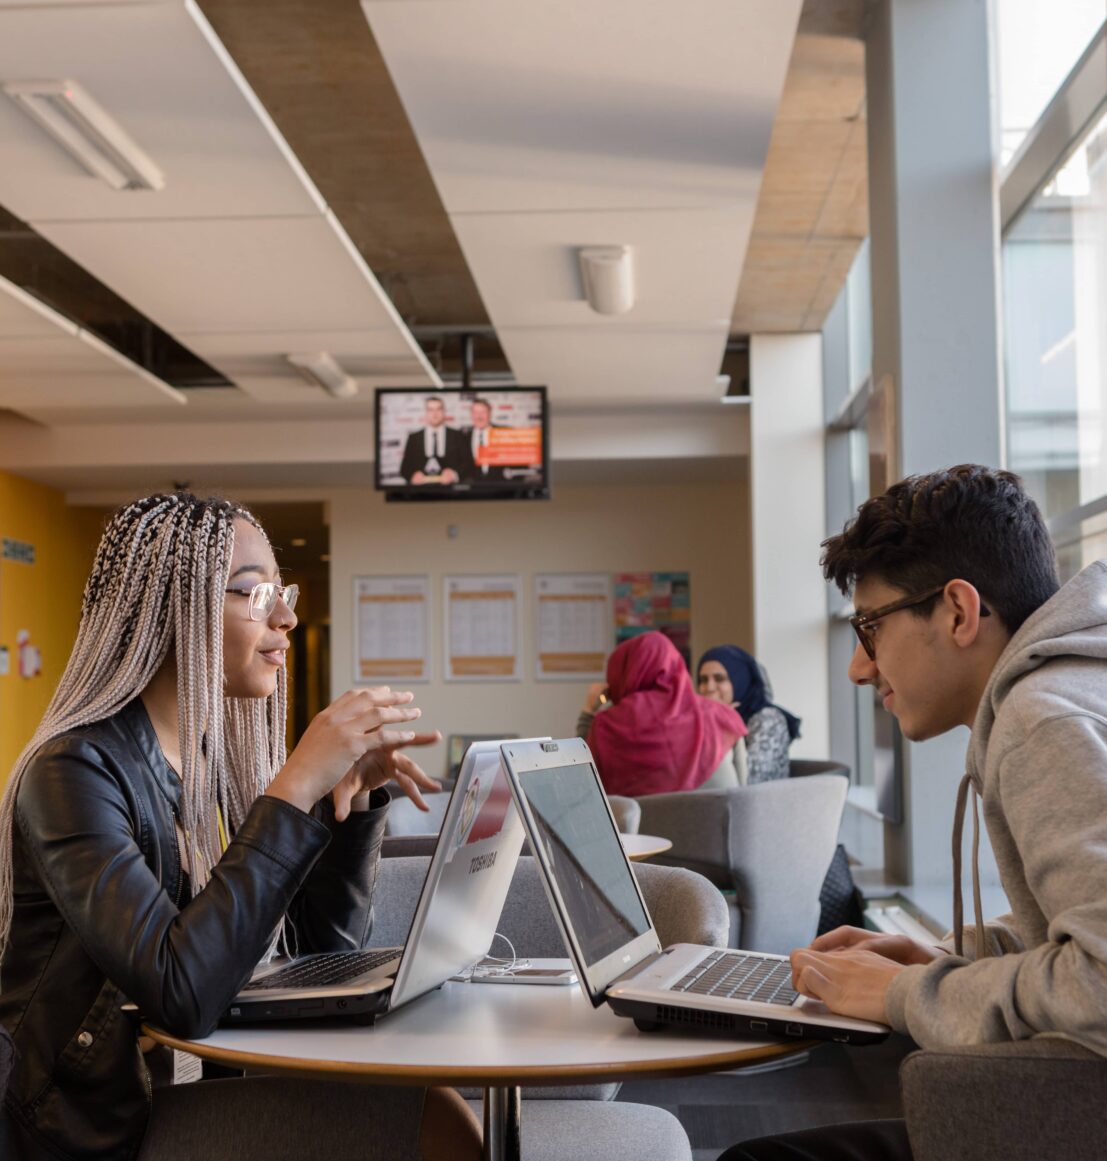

{"left": 901, "top": 1038, "right": 1107, "bottom": 1161}
{"left": 369, "top": 854, "right": 724, "bottom": 1160}
{"left": 634, "top": 774, "right": 848, "bottom": 953}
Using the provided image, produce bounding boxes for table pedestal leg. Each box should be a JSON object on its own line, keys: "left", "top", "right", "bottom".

{"left": 482, "top": 1085, "right": 521, "bottom": 1161}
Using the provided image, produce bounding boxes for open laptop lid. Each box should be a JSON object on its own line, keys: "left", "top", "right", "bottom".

{"left": 388, "top": 737, "right": 544, "bottom": 1009}
{"left": 500, "top": 738, "right": 661, "bottom": 1008}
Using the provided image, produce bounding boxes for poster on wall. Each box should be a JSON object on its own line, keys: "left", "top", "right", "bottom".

{"left": 353, "top": 575, "right": 431, "bottom": 684}
{"left": 444, "top": 574, "right": 521, "bottom": 682}
{"left": 613, "top": 571, "right": 692, "bottom": 666}
{"left": 1, "top": 538, "right": 41, "bottom": 680}
{"left": 534, "top": 573, "right": 611, "bottom": 680}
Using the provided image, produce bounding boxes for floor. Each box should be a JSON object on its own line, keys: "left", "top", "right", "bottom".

{"left": 617, "top": 1033, "right": 916, "bottom": 1161}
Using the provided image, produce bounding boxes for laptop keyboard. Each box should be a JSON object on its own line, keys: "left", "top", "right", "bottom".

{"left": 670, "top": 950, "right": 799, "bottom": 1006}
{"left": 241, "top": 947, "right": 401, "bottom": 992}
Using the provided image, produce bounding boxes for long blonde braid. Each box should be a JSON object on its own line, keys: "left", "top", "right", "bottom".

{"left": 0, "top": 492, "right": 288, "bottom": 957}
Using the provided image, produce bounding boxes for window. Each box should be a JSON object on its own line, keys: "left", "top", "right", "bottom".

{"left": 1001, "top": 20, "right": 1107, "bottom": 580}
{"left": 996, "top": 1, "right": 1106, "bottom": 167}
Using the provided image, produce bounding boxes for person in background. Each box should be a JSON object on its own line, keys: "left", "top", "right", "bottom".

{"left": 463, "top": 397, "right": 506, "bottom": 482}
{"left": 0, "top": 492, "right": 479, "bottom": 1161}
{"left": 697, "top": 646, "right": 801, "bottom": 783}
{"left": 399, "top": 395, "right": 473, "bottom": 485}
{"left": 578, "top": 631, "right": 746, "bottom": 797}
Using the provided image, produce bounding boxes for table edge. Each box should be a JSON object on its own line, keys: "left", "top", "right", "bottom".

{"left": 142, "top": 1024, "right": 817, "bottom": 1087}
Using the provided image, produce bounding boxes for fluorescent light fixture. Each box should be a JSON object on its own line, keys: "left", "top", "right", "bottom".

{"left": 286, "top": 352, "right": 358, "bottom": 399}
{"left": 3, "top": 79, "right": 165, "bottom": 191}
{"left": 578, "top": 245, "right": 635, "bottom": 315}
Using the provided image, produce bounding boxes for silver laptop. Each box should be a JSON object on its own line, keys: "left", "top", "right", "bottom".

{"left": 222, "top": 738, "right": 536, "bottom": 1025}
{"left": 499, "top": 738, "right": 889, "bottom": 1046}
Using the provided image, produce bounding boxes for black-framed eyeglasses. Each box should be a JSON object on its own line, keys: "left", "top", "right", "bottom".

{"left": 849, "top": 584, "right": 990, "bottom": 661}
{"left": 225, "top": 582, "right": 299, "bottom": 622}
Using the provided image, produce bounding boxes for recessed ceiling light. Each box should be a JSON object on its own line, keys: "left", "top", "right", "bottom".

{"left": 290, "top": 537, "right": 307, "bottom": 547}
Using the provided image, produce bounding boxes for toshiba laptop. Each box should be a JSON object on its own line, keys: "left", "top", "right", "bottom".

{"left": 221, "top": 738, "right": 536, "bottom": 1025}
{"left": 499, "top": 738, "right": 888, "bottom": 1046}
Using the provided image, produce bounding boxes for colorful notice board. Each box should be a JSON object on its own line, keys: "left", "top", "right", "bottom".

{"left": 613, "top": 571, "right": 691, "bottom": 666}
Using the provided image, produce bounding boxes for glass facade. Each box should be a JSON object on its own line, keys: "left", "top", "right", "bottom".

{"left": 996, "top": 0, "right": 1106, "bottom": 166}
{"left": 1001, "top": 25, "right": 1107, "bottom": 579}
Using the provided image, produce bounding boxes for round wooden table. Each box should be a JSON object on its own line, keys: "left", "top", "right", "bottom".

{"left": 619, "top": 832, "right": 673, "bottom": 861}
{"left": 145, "top": 976, "right": 813, "bottom": 1161}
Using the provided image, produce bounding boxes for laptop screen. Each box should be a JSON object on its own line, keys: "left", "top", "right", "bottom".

{"left": 516, "top": 763, "right": 651, "bottom": 965}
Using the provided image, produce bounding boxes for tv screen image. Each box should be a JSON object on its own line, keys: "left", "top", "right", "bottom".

{"left": 375, "top": 387, "right": 549, "bottom": 501}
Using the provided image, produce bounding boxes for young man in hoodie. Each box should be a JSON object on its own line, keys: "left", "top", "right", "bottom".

{"left": 720, "top": 463, "right": 1107, "bottom": 1160}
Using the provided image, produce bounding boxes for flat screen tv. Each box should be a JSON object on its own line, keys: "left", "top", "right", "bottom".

{"left": 375, "top": 387, "right": 549, "bottom": 502}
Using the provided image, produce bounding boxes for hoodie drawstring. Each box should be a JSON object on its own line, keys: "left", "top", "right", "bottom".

{"left": 952, "top": 771, "right": 988, "bottom": 959}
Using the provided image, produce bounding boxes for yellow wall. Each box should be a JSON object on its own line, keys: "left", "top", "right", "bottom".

{"left": 0, "top": 471, "right": 102, "bottom": 788}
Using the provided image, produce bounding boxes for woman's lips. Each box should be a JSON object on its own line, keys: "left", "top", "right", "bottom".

{"left": 260, "top": 649, "right": 287, "bottom": 667}
{"left": 881, "top": 690, "right": 894, "bottom": 710}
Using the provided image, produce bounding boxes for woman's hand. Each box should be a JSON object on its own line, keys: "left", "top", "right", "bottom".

{"left": 266, "top": 688, "right": 439, "bottom": 817}
{"left": 809, "top": 925, "right": 947, "bottom": 966}
{"left": 582, "top": 682, "right": 608, "bottom": 714}
{"left": 332, "top": 730, "right": 441, "bottom": 821}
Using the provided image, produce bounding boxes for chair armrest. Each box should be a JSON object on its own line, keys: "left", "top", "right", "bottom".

{"left": 607, "top": 795, "right": 641, "bottom": 835}
{"left": 788, "top": 759, "right": 849, "bottom": 779}
{"left": 634, "top": 863, "right": 729, "bottom": 948}
{"left": 901, "top": 1039, "right": 1107, "bottom": 1161}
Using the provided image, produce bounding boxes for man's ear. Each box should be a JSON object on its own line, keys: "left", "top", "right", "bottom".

{"left": 944, "top": 579, "right": 987, "bottom": 649}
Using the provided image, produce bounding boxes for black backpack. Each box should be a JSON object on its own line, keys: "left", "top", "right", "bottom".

{"left": 817, "top": 843, "right": 865, "bottom": 935}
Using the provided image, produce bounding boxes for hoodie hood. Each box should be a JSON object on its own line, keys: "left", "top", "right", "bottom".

{"left": 967, "top": 559, "right": 1107, "bottom": 791}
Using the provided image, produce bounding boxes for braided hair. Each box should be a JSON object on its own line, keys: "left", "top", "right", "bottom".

{"left": 0, "top": 492, "right": 289, "bottom": 955}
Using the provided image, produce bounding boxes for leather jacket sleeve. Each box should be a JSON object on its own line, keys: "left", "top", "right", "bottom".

{"left": 288, "top": 789, "right": 390, "bottom": 952}
{"left": 16, "top": 737, "right": 333, "bottom": 1039}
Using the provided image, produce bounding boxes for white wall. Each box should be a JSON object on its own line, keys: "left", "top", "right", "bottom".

{"left": 328, "top": 473, "right": 752, "bottom": 777}
{"left": 750, "top": 333, "right": 830, "bottom": 757}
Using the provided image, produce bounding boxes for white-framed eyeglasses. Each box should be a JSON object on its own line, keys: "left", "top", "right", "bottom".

{"left": 225, "top": 581, "right": 299, "bottom": 621}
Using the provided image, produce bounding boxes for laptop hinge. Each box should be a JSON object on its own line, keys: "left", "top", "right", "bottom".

{"left": 609, "top": 949, "right": 668, "bottom": 987}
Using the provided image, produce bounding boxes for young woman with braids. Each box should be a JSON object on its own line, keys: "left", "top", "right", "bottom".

{"left": 0, "top": 493, "right": 481, "bottom": 1161}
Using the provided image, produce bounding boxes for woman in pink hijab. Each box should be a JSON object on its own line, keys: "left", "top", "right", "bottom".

{"left": 577, "top": 632, "right": 747, "bottom": 797}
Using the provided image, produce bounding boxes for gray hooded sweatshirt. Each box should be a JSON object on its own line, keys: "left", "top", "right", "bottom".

{"left": 884, "top": 559, "right": 1107, "bottom": 1056}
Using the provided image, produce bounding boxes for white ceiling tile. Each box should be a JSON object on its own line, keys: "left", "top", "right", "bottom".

{"left": 499, "top": 325, "right": 729, "bottom": 406}
{"left": 364, "top": 0, "right": 797, "bottom": 406}
{"left": 451, "top": 205, "right": 754, "bottom": 329}
{"left": 0, "top": 276, "right": 76, "bottom": 338}
{"left": 40, "top": 216, "right": 427, "bottom": 337}
{"left": 183, "top": 329, "right": 439, "bottom": 403}
{"left": 0, "top": 2, "right": 321, "bottom": 222}
{"left": 0, "top": 335, "right": 185, "bottom": 413}
{"left": 364, "top": 0, "right": 800, "bottom": 214}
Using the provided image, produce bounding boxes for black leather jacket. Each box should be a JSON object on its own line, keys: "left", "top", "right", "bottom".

{"left": 0, "top": 698, "right": 389, "bottom": 1161}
